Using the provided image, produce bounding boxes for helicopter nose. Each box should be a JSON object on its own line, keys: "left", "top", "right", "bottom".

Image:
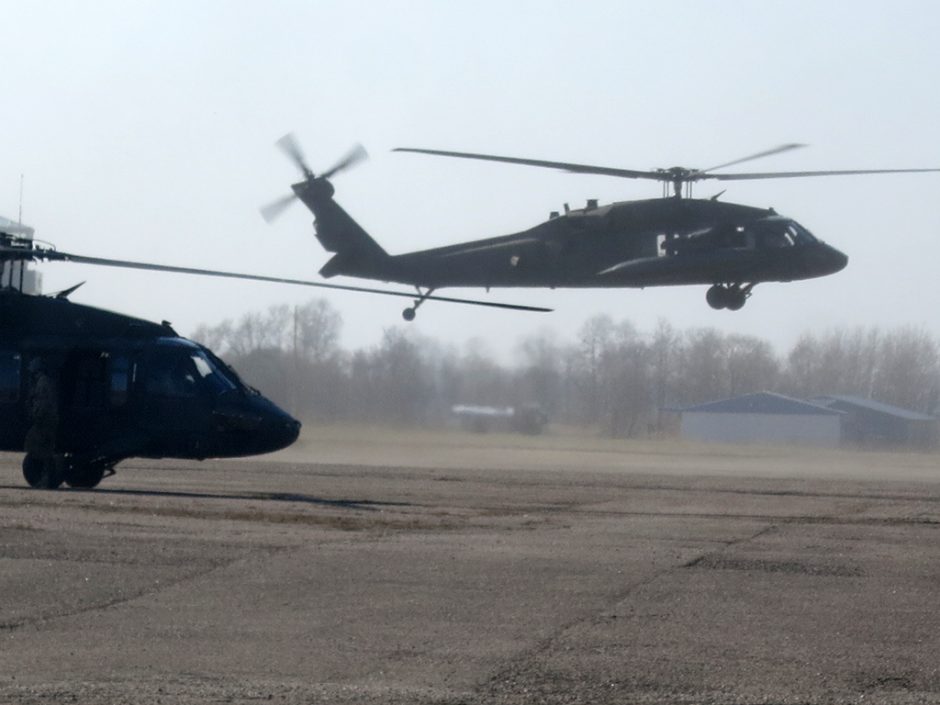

{"left": 258, "top": 410, "right": 301, "bottom": 453}
{"left": 808, "top": 243, "right": 848, "bottom": 276}
{"left": 825, "top": 244, "right": 849, "bottom": 274}
{"left": 276, "top": 417, "right": 302, "bottom": 450}
{"left": 214, "top": 398, "right": 301, "bottom": 455}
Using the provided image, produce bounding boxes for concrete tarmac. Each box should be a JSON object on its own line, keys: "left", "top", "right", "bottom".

{"left": 1, "top": 429, "right": 939, "bottom": 704}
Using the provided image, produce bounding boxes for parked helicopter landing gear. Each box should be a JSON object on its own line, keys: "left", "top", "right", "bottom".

{"left": 63, "top": 459, "right": 112, "bottom": 489}
{"left": 22, "top": 453, "right": 64, "bottom": 489}
{"left": 706, "top": 284, "right": 752, "bottom": 311}
{"left": 22, "top": 453, "right": 113, "bottom": 489}
{"left": 402, "top": 287, "right": 436, "bottom": 321}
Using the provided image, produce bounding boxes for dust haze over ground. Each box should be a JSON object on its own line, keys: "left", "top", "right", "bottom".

{"left": 2, "top": 425, "right": 940, "bottom": 704}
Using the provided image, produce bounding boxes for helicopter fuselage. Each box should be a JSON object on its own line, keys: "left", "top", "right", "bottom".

{"left": 308, "top": 192, "right": 848, "bottom": 311}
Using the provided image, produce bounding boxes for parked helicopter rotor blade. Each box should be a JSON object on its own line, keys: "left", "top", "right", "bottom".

{"left": 2, "top": 245, "right": 552, "bottom": 313}
{"left": 706, "top": 167, "right": 940, "bottom": 181}
{"left": 394, "top": 147, "right": 661, "bottom": 181}
{"left": 320, "top": 143, "right": 369, "bottom": 180}
{"left": 259, "top": 192, "right": 299, "bottom": 223}
{"left": 702, "top": 143, "right": 807, "bottom": 173}
{"left": 275, "top": 132, "right": 313, "bottom": 177}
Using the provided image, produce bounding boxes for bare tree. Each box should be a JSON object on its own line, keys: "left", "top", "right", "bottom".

{"left": 571, "top": 315, "right": 615, "bottom": 424}
{"left": 650, "top": 318, "right": 679, "bottom": 431}
{"left": 677, "top": 328, "right": 728, "bottom": 404}
{"left": 873, "top": 326, "right": 939, "bottom": 411}
{"left": 725, "top": 334, "right": 779, "bottom": 396}
{"left": 517, "top": 328, "right": 563, "bottom": 416}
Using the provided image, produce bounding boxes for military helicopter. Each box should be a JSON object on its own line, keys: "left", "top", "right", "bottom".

{"left": 261, "top": 137, "right": 940, "bottom": 319}
{"left": 0, "top": 222, "right": 547, "bottom": 490}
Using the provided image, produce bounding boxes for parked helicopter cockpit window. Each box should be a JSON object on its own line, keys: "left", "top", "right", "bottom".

{"left": 144, "top": 347, "right": 239, "bottom": 398}
{"left": 190, "top": 351, "right": 237, "bottom": 395}
{"left": 0, "top": 352, "right": 21, "bottom": 403}
{"left": 144, "top": 349, "right": 199, "bottom": 398}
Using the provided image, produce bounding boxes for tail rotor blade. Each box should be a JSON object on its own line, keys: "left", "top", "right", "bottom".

{"left": 275, "top": 132, "right": 313, "bottom": 177}
{"left": 321, "top": 143, "right": 369, "bottom": 180}
{"left": 260, "top": 193, "right": 298, "bottom": 223}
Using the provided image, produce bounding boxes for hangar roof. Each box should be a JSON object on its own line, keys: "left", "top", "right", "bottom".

{"left": 811, "top": 395, "right": 937, "bottom": 422}
{"left": 680, "top": 391, "right": 842, "bottom": 416}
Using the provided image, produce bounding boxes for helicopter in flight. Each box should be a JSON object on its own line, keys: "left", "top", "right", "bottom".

{"left": 0, "top": 222, "right": 548, "bottom": 490}
{"left": 261, "top": 137, "right": 940, "bottom": 319}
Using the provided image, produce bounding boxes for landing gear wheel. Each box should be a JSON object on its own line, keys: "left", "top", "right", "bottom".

{"left": 726, "top": 291, "right": 746, "bottom": 311}
{"left": 402, "top": 307, "right": 416, "bottom": 322}
{"left": 64, "top": 462, "right": 107, "bottom": 489}
{"left": 706, "top": 285, "right": 728, "bottom": 310}
{"left": 22, "top": 454, "right": 64, "bottom": 489}
{"left": 706, "top": 285, "right": 749, "bottom": 311}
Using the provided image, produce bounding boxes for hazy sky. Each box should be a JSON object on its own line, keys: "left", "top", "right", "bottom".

{"left": 2, "top": 1, "right": 939, "bottom": 359}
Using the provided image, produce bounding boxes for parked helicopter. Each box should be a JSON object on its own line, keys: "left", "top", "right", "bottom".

{"left": 0, "top": 225, "right": 547, "bottom": 490}
{"left": 261, "top": 137, "right": 940, "bottom": 319}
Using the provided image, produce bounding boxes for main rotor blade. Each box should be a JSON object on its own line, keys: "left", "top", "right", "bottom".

{"left": 275, "top": 132, "right": 313, "bottom": 177}
{"left": 702, "top": 143, "right": 807, "bottom": 173}
{"left": 259, "top": 193, "right": 298, "bottom": 223}
{"left": 13, "top": 247, "right": 551, "bottom": 313}
{"left": 321, "top": 143, "right": 368, "bottom": 180}
{"left": 706, "top": 167, "right": 940, "bottom": 181}
{"left": 394, "top": 147, "right": 661, "bottom": 181}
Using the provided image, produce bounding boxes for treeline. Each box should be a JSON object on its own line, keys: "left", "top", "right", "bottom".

{"left": 192, "top": 300, "right": 940, "bottom": 436}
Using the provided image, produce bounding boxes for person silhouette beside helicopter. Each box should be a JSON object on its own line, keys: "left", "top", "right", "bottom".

{"left": 23, "top": 357, "right": 62, "bottom": 488}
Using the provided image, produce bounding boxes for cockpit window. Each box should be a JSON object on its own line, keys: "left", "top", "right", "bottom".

{"left": 144, "top": 351, "right": 199, "bottom": 398}
{"left": 190, "top": 351, "right": 237, "bottom": 395}
{"left": 750, "top": 219, "right": 816, "bottom": 249}
{"left": 143, "top": 348, "right": 236, "bottom": 398}
{"left": 787, "top": 222, "right": 818, "bottom": 245}
{"left": 762, "top": 227, "right": 793, "bottom": 248}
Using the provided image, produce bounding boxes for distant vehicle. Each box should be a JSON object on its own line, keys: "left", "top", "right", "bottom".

{"left": 451, "top": 403, "right": 548, "bottom": 435}
{"left": 263, "top": 135, "right": 939, "bottom": 318}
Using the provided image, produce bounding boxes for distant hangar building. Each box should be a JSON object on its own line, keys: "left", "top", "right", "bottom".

{"left": 678, "top": 391, "right": 842, "bottom": 448}
{"left": 810, "top": 394, "right": 939, "bottom": 450}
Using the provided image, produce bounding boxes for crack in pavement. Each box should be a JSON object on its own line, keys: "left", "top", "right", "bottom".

{"left": 477, "top": 518, "right": 777, "bottom": 699}
{"left": 0, "top": 548, "right": 285, "bottom": 633}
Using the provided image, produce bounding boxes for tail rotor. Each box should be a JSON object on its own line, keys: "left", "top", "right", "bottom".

{"left": 260, "top": 133, "right": 368, "bottom": 223}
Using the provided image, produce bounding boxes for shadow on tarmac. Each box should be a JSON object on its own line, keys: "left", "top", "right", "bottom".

{"left": 0, "top": 484, "right": 412, "bottom": 512}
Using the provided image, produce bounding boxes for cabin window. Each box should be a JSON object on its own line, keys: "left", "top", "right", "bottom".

{"left": 727, "top": 226, "right": 750, "bottom": 249}
{"left": 656, "top": 234, "right": 669, "bottom": 257}
{"left": 0, "top": 352, "right": 21, "bottom": 403}
{"left": 110, "top": 355, "right": 132, "bottom": 407}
